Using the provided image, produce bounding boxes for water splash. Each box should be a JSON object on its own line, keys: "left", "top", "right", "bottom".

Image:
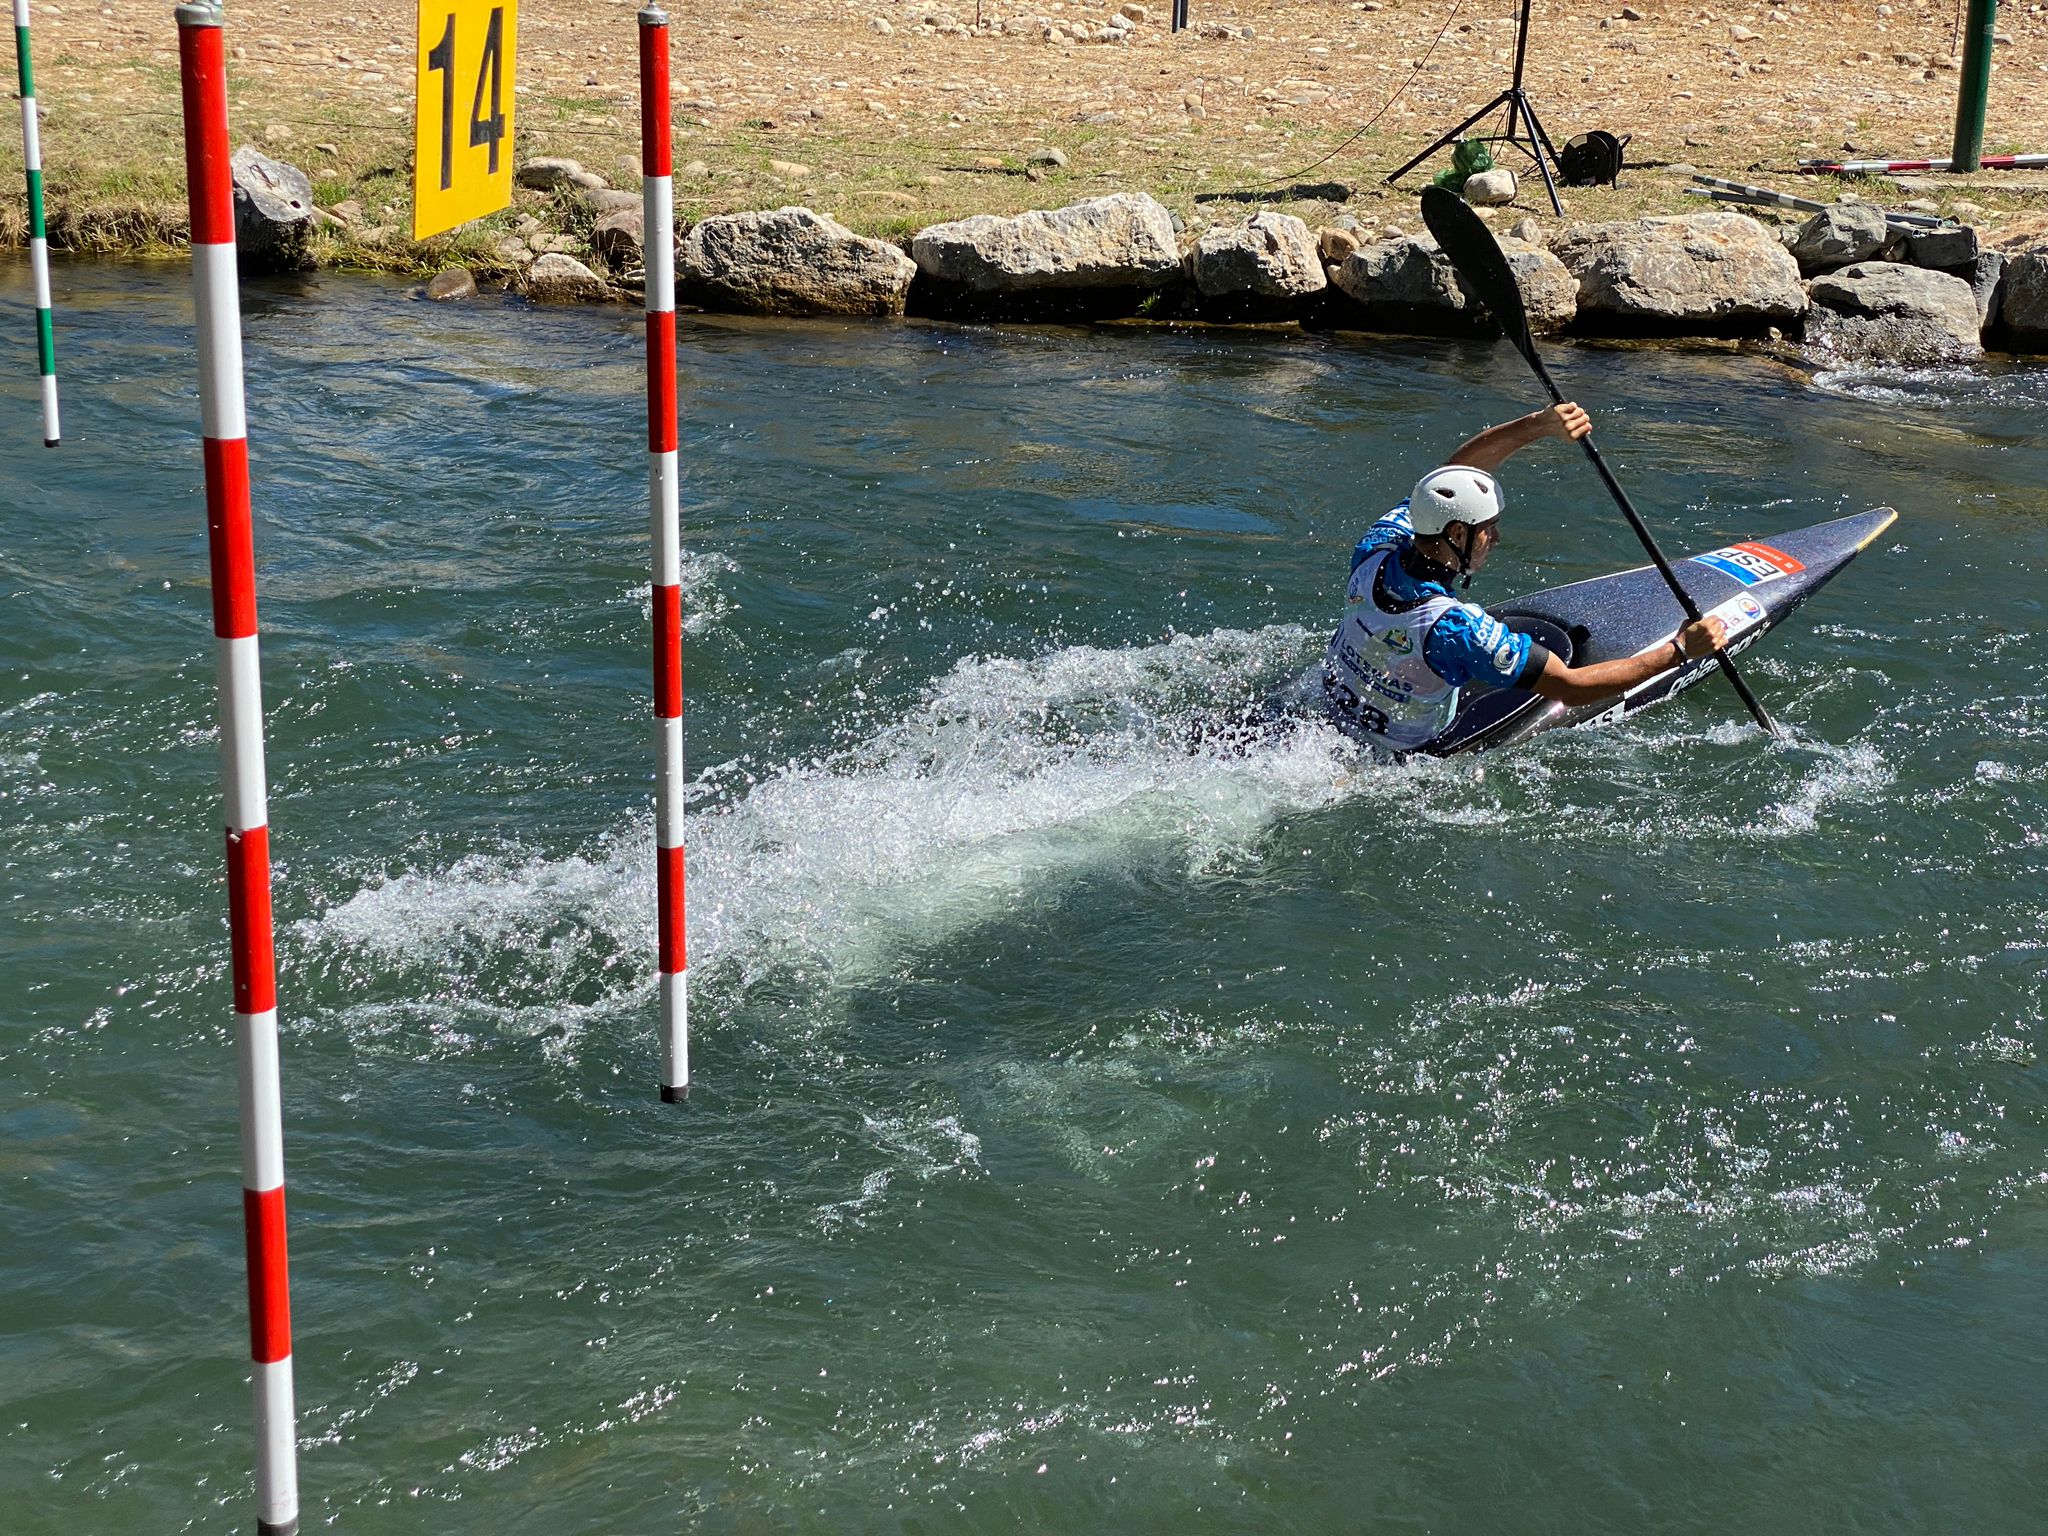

{"left": 297, "top": 625, "right": 1380, "bottom": 1034}
{"left": 1809, "top": 356, "right": 2048, "bottom": 412}
{"left": 626, "top": 547, "right": 739, "bottom": 634}
{"left": 681, "top": 624, "right": 1370, "bottom": 990}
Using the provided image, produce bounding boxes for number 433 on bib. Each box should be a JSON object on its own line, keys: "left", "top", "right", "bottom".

{"left": 412, "top": 0, "right": 518, "bottom": 239}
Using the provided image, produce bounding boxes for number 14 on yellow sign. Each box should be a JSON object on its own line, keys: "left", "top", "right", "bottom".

{"left": 412, "top": 0, "right": 518, "bottom": 240}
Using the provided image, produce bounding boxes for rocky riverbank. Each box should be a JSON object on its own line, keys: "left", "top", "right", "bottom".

{"left": 210, "top": 144, "right": 2046, "bottom": 364}
{"left": 9, "top": 0, "right": 2048, "bottom": 370}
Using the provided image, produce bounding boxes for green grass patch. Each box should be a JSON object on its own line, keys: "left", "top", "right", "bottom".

{"left": 78, "top": 163, "right": 187, "bottom": 202}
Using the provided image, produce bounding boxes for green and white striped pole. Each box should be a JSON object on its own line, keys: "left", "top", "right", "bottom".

{"left": 14, "top": 0, "right": 59, "bottom": 446}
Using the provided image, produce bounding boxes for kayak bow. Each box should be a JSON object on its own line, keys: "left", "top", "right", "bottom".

{"left": 1420, "top": 506, "right": 1897, "bottom": 755}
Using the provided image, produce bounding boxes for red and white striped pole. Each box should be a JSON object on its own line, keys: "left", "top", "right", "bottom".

{"left": 1798, "top": 153, "right": 2048, "bottom": 175}
{"left": 177, "top": 6, "right": 299, "bottom": 1531}
{"left": 640, "top": 5, "right": 688, "bottom": 1101}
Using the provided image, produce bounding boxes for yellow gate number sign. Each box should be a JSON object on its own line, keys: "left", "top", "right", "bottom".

{"left": 412, "top": 0, "right": 519, "bottom": 239}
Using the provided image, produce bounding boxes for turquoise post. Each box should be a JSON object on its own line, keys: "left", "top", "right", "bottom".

{"left": 1949, "top": 0, "right": 1998, "bottom": 174}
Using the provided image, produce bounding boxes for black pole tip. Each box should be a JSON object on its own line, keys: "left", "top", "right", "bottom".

{"left": 660, "top": 1083, "right": 689, "bottom": 1104}
{"left": 44, "top": 439, "right": 60, "bottom": 448}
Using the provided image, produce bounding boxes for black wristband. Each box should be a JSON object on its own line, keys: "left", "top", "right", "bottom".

{"left": 1668, "top": 637, "right": 1686, "bottom": 666}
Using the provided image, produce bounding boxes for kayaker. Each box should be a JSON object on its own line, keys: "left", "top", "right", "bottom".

{"left": 1321, "top": 402, "right": 1729, "bottom": 753}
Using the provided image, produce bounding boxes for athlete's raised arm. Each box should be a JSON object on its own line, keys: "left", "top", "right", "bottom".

{"left": 1445, "top": 403, "right": 1591, "bottom": 475}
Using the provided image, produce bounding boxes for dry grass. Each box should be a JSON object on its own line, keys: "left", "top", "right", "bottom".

{"left": 4, "top": 0, "right": 2045, "bottom": 273}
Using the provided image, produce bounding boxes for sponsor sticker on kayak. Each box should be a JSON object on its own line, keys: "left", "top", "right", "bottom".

{"left": 1691, "top": 541, "right": 1806, "bottom": 586}
{"left": 1626, "top": 591, "right": 1770, "bottom": 695}
{"left": 1709, "top": 590, "right": 1769, "bottom": 640}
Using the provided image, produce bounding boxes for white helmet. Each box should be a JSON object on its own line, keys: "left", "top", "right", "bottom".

{"left": 1408, "top": 465, "right": 1504, "bottom": 536}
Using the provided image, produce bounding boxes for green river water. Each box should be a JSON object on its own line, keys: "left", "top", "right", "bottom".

{"left": 2, "top": 261, "right": 2046, "bottom": 1532}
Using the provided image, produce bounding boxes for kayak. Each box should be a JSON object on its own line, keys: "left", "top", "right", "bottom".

{"left": 1419, "top": 505, "right": 1898, "bottom": 755}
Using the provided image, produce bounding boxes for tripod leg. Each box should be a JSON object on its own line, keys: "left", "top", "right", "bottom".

{"left": 1518, "top": 94, "right": 1567, "bottom": 168}
{"left": 1387, "top": 91, "right": 1514, "bottom": 184}
{"left": 1514, "top": 92, "right": 1566, "bottom": 216}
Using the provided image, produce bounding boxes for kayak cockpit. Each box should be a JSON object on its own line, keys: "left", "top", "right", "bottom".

{"left": 1418, "top": 611, "right": 1577, "bottom": 756}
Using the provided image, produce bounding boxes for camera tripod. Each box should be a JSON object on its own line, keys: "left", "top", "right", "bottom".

{"left": 1385, "top": 0, "right": 1566, "bottom": 216}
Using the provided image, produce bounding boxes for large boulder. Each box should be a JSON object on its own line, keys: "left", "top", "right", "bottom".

{"left": 424, "top": 267, "right": 478, "bottom": 302}
{"left": 1989, "top": 222, "right": 2048, "bottom": 349}
{"left": 1462, "top": 168, "right": 1518, "bottom": 207}
{"left": 1804, "top": 262, "right": 1982, "bottom": 364}
{"left": 1960, "top": 249, "right": 2006, "bottom": 330}
{"left": 1904, "top": 223, "right": 1978, "bottom": 272}
{"left": 516, "top": 156, "right": 607, "bottom": 194}
{"left": 230, "top": 147, "right": 314, "bottom": 274}
{"left": 1496, "top": 238, "right": 1578, "bottom": 333}
{"left": 523, "top": 252, "right": 611, "bottom": 302}
{"left": 577, "top": 187, "right": 645, "bottom": 217}
{"left": 1318, "top": 225, "right": 1362, "bottom": 265}
{"left": 1191, "top": 210, "right": 1326, "bottom": 308}
{"left": 1788, "top": 203, "right": 1891, "bottom": 274}
{"left": 590, "top": 207, "right": 647, "bottom": 270}
{"left": 1331, "top": 234, "right": 1470, "bottom": 325}
{"left": 1554, "top": 212, "right": 1806, "bottom": 332}
{"left": 911, "top": 193, "right": 1180, "bottom": 294}
{"left": 681, "top": 206, "right": 916, "bottom": 316}
{"left": 1330, "top": 232, "right": 1574, "bottom": 334}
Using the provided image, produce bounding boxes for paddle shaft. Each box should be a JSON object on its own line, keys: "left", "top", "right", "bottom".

{"left": 1521, "top": 352, "right": 1699, "bottom": 616}
{"left": 1517, "top": 349, "right": 1779, "bottom": 734}
{"left": 1515, "top": 352, "right": 1785, "bottom": 737}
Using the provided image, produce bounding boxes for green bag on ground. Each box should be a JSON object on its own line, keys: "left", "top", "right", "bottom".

{"left": 1431, "top": 139, "right": 1495, "bottom": 194}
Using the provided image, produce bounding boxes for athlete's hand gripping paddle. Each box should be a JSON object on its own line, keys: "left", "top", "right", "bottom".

{"left": 1418, "top": 186, "right": 1781, "bottom": 738}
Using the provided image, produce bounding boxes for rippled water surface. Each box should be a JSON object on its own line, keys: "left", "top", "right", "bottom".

{"left": 3, "top": 261, "right": 2046, "bottom": 1533}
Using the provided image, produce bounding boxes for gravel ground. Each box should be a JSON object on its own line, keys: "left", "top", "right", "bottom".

{"left": 7, "top": 0, "right": 2046, "bottom": 256}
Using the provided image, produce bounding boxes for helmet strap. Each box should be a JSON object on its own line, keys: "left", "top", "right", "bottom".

{"left": 1403, "top": 539, "right": 1459, "bottom": 588}
{"left": 1405, "top": 523, "right": 1488, "bottom": 590}
{"left": 1451, "top": 525, "right": 1475, "bottom": 590}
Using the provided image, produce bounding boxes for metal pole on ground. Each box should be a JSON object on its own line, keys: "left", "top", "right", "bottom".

{"left": 1949, "top": 0, "right": 1998, "bottom": 173}
{"left": 1800, "top": 153, "right": 2048, "bottom": 174}
{"left": 1684, "top": 174, "right": 1951, "bottom": 230}
{"left": 640, "top": 5, "right": 689, "bottom": 1102}
{"left": 13, "top": 0, "right": 59, "bottom": 444}
{"left": 176, "top": 5, "right": 300, "bottom": 1531}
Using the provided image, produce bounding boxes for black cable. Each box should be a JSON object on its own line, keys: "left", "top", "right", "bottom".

{"left": 1233, "top": 0, "right": 1470, "bottom": 192}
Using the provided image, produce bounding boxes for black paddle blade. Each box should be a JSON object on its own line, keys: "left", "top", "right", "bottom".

{"left": 1419, "top": 185, "right": 1538, "bottom": 367}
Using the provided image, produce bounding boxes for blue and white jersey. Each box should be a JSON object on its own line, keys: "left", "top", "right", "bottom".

{"left": 1347, "top": 502, "right": 1535, "bottom": 692}
{"left": 1322, "top": 502, "right": 1541, "bottom": 751}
